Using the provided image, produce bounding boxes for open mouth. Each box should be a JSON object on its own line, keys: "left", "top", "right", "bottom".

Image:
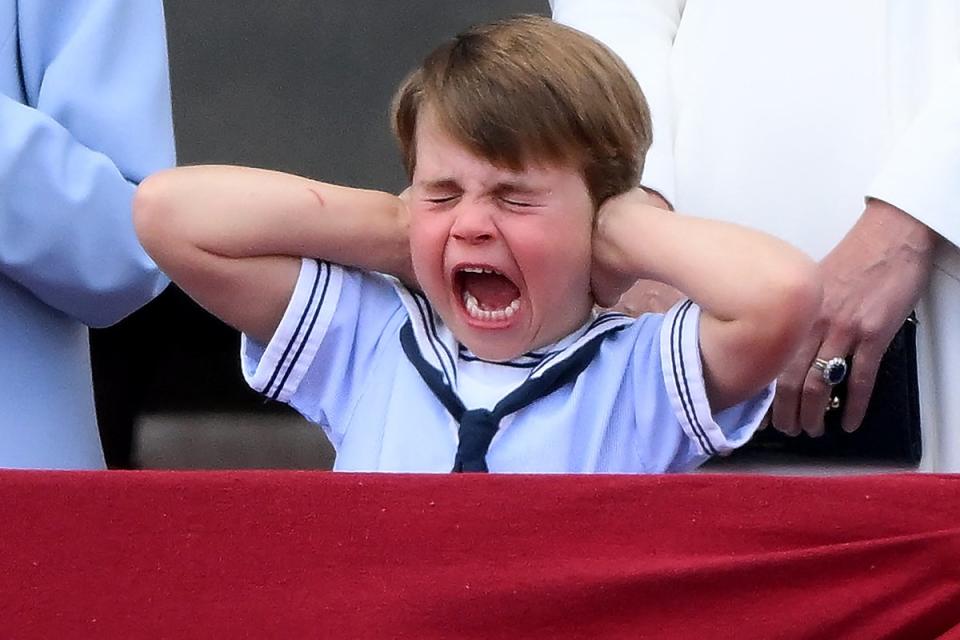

{"left": 455, "top": 266, "right": 521, "bottom": 322}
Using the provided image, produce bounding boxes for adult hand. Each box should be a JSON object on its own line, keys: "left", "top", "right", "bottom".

{"left": 771, "top": 199, "right": 938, "bottom": 437}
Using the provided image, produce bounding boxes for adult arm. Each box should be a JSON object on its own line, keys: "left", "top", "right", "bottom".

{"left": 774, "top": 62, "right": 960, "bottom": 436}
{"left": 0, "top": 0, "right": 176, "bottom": 326}
{"left": 593, "top": 189, "right": 822, "bottom": 411}
{"left": 134, "top": 166, "right": 412, "bottom": 345}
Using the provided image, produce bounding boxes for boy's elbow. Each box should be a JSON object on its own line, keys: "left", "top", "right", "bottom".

{"left": 133, "top": 170, "right": 180, "bottom": 259}
{"left": 764, "top": 260, "right": 823, "bottom": 349}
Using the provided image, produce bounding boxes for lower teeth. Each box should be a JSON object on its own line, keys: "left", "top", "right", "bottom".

{"left": 463, "top": 291, "right": 520, "bottom": 321}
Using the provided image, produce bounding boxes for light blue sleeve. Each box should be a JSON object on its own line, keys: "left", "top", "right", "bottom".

{"left": 657, "top": 299, "right": 774, "bottom": 462}
{"left": 0, "top": 0, "right": 176, "bottom": 327}
{"left": 241, "top": 260, "right": 407, "bottom": 446}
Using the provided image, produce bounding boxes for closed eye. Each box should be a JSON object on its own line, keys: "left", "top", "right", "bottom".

{"left": 425, "top": 195, "right": 459, "bottom": 204}
{"left": 501, "top": 198, "right": 540, "bottom": 209}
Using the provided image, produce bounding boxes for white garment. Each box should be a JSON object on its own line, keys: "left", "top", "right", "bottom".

{"left": 240, "top": 260, "right": 773, "bottom": 473}
{"left": 554, "top": 0, "right": 960, "bottom": 470}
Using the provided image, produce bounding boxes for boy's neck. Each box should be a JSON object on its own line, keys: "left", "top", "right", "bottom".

{"left": 456, "top": 309, "right": 599, "bottom": 362}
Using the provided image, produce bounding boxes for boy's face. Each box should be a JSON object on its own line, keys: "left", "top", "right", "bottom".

{"left": 409, "top": 110, "right": 595, "bottom": 361}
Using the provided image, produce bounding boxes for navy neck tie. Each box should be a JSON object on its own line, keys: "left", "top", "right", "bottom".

{"left": 400, "top": 321, "right": 618, "bottom": 472}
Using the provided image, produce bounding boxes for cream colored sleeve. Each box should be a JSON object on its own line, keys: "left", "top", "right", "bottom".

{"left": 867, "top": 6, "right": 960, "bottom": 249}
{"left": 868, "top": 65, "right": 960, "bottom": 247}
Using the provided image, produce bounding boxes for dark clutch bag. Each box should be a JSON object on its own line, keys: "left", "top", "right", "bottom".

{"left": 742, "top": 317, "right": 922, "bottom": 463}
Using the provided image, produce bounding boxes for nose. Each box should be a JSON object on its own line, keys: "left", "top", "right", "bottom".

{"left": 450, "top": 200, "right": 496, "bottom": 244}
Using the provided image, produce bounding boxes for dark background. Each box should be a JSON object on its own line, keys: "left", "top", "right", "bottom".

{"left": 90, "top": 0, "right": 549, "bottom": 469}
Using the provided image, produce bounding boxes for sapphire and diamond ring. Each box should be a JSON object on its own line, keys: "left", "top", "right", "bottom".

{"left": 812, "top": 356, "right": 848, "bottom": 386}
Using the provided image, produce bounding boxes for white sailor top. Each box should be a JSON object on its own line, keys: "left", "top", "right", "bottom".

{"left": 241, "top": 259, "right": 773, "bottom": 473}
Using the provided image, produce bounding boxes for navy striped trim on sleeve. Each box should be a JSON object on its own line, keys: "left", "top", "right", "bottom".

{"left": 669, "top": 299, "right": 717, "bottom": 456}
{"left": 263, "top": 260, "right": 332, "bottom": 400}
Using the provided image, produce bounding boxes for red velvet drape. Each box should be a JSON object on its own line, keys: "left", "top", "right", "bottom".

{"left": 2, "top": 471, "right": 959, "bottom": 639}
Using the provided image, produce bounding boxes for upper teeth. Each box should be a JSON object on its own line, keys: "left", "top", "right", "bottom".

{"left": 461, "top": 266, "right": 501, "bottom": 275}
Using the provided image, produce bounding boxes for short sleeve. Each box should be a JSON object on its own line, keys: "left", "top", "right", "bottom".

{"left": 659, "top": 299, "right": 774, "bottom": 456}
{"left": 241, "top": 259, "right": 405, "bottom": 443}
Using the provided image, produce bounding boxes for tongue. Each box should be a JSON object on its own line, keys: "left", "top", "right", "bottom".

{"left": 462, "top": 272, "right": 520, "bottom": 310}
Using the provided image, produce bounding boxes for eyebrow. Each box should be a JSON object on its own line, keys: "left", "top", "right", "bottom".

{"left": 417, "top": 179, "right": 460, "bottom": 192}
{"left": 492, "top": 181, "right": 548, "bottom": 198}
{"left": 417, "top": 178, "right": 549, "bottom": 197}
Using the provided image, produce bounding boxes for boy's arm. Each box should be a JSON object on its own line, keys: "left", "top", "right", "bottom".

{"left": 593, "top": 189, "right": 822, "bottom": 411}
{"left": 134, "top": 165, "right": 411, "bottom": 344}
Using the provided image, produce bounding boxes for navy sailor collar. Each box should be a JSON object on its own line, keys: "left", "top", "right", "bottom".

{"left": 392, "top": 283, "right": 634, "bottom": 391}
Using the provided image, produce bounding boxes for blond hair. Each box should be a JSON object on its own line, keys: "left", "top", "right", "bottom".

{"left": 392, "top": 15, "right": 652, "bottom": 207}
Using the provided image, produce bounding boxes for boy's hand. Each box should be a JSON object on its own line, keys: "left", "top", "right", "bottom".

{"left": 601, "top": 188, "right": 682, "bottom": 316}
{"left": 591, "top": 256, "right": 638, "bottom": 308}
{"left": 394, "top": 187, "right": 418, "bottom": 288}
{"left": 591, "top": 188, "right": 660, "bottom": 307}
